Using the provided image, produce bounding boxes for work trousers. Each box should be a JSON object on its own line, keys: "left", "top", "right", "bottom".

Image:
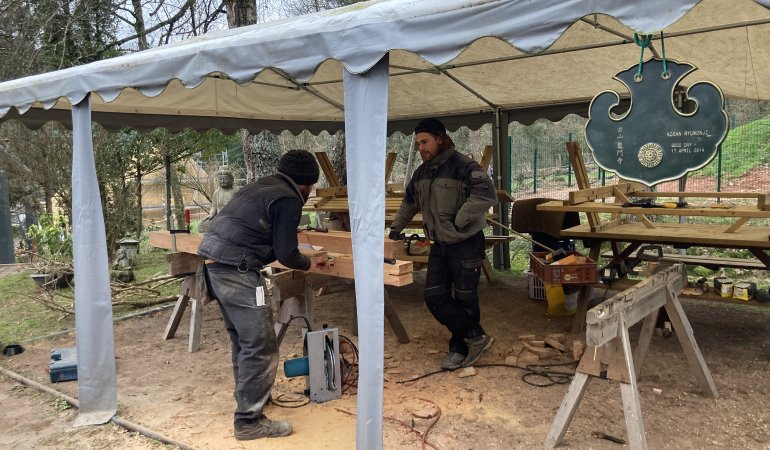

{"left": 205, "top": 263, "right": 277, "bottom": 425}
{"left": 424, "top": 231, "right": 486, "bottom": 355}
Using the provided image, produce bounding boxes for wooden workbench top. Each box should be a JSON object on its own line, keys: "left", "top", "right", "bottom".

{"left": 537, "top": 200, "right": 770, "bottom": 218}
{"left": 561, "top": 222, "right": 770, "bottom": 249}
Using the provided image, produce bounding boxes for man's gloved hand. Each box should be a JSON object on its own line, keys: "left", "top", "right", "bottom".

{"left": 388, "top": 229, "right": 402, "bottom": 240}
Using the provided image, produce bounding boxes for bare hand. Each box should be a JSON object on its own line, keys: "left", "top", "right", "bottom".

{"left": 305, "top": 254, "right": 328, "bottom": 273}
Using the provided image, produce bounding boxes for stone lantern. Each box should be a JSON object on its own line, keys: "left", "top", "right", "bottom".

{"left": 115, "top": 236, "right": 140, "bottom": 269}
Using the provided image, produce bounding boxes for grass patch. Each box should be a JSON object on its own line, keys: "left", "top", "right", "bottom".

{"left": 0, "top": 249, "right": 179, "bottom": 344}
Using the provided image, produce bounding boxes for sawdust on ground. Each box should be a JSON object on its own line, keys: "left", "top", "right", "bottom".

{"left": 2, "top": 269, "right": 770, "bottom": 449}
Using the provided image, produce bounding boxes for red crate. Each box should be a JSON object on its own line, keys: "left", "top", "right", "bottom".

{"left": 529, "top": 251, "right": 598, "bottom": 284}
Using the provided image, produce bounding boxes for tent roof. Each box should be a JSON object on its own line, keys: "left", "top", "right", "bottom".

{"left": 0, "top": 0, "right": 769, "bottom": 134}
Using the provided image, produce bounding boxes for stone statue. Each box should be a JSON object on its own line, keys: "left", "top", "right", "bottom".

{"left": 199, "top": 167, "right": 238, "bottom": 232}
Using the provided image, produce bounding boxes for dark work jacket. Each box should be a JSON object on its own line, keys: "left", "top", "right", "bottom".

{"left": 391, "top": 149, "right": 497, "bottom": 244}
{"left": 198, "top": 173, "right": 310, "bottom": 270}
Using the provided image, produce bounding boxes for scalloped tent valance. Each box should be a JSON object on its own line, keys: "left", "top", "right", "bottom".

{"left": 1, "top": 0, "right": 769, "bottom": 134}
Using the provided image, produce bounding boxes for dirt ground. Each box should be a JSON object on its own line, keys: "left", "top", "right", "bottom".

{"left": 2, "top": 269, "right": 770, "bottom": 450}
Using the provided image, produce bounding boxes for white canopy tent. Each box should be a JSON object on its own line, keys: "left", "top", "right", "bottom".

{"left": 1, "top": 0, "right": 769, "bottom": 447}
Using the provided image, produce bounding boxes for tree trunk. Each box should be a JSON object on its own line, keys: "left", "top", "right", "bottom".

{"left": 224, "top": 0, "right": 257, "bottom": 28}
{"left": 135, "top": 160, "right": 143, "bottom": 237}
{"left": 130, "top": 0, "right": 150, "bottom": 51}
{"left": 243, "top": 130, "right": 280, "bottom": 183}
{"left": 225, "top": 0, "right": 271, "bottom": 182}
{"left": 329, "top": 131, "right": 346, "bottom": 186}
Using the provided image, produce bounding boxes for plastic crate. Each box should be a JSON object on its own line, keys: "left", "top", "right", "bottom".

{"left": 529, "top": 251, "right": 597, "bottom": 284}
{"left": 49, "top": 347, "right": 78, "bottom": 383}
{"left": 524, "top": 271, "right": 545, "bottom": 301}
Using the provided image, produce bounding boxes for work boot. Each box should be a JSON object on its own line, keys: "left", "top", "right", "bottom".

{"left": 234, "top": 416, "right": 293, "bottom": 440}
{"left": 462, "top": 335, "right": 494, "bottom": 368}
{"left": 441, "top": 352, "right": 466, "bottom": 371}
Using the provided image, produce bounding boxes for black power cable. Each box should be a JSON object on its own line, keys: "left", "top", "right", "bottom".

{"left": 395, "top": 360, "right": 579, "bottom": 387}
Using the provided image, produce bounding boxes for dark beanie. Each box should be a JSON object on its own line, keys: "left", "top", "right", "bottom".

{"left": 414, "top": 118, "right": 446, "bottom": 135}
{"left": 278, "top": 149, "right": 320, "bottom": 185}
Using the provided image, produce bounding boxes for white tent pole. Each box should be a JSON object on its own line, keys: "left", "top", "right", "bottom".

{"left": 71, "top": 94, "right": 118, "bottom": 427}
{"left": 344, "top": 54, "right": 389, "bottom": 450}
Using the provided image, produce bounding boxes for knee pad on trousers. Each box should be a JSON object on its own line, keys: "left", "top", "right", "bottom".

{"left": 424, "top": 285, "right": 445, "bottom": 312}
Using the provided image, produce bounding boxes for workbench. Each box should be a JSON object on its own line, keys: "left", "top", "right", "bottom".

{"left": 149, "top": 231, "right": 414, "bottom": 350}
{"left": 536, "top": 182, "right": 770, "bottom": 330}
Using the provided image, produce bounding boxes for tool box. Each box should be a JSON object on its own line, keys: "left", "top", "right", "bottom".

{"left": 49, "top": 347, "right": 78, "bottom": 383}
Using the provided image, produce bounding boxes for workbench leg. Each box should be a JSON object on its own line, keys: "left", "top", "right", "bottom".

{"left": 544, "top": 372, "right": 591, "bottom": 448}
{"left": 384, "top": 288, "right": 410, "bottom": 344}
{"left": 188, "top": 298, "right": 203, "bottom": 352}
{"left": 664, "top": 284, "right": 718, "bottom": 398}
{"left": 571, "top": 285, "right": 592, "bottom": 334}
{"left": 571, "top": 243, "right": 602, "bottom": 334}
{"left": 633, "top": 307, "right": 660, "bottom": 380}
{"left": 302, "top": 278, "right": 315, "bottom": 334}
{"left": 163, "top": 293, "right": 190, "bottom": 340}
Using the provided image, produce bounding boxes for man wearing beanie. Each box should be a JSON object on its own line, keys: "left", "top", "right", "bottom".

{"left": 198, "top": 149, "right": 325, "bottom": 440}
{"left": 389, "top": 118, "right": 497, "bottom": 371}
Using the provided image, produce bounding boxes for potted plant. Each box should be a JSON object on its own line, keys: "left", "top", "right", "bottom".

{"left": 26, "top": 214, "right": 74, "bottom": 289}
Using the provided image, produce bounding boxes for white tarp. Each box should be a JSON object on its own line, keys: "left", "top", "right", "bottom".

{"left": 1, "top": 0, "right": 769, "bottom": 446}
{"left": 344, "top": 54, "right": 389, "bottom": 449}
{"left": 71, "top": 95, "right": 118, "bottom": 426}
{"left": 2, "top": 0, "right": 770, "bottom": 134}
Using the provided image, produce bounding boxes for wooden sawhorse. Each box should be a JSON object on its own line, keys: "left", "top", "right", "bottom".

{"left": 545, "top": 264, "right": 718, "bottom": 450}
{"left": 162, "top": 255, "right": 318, "bottom": 352}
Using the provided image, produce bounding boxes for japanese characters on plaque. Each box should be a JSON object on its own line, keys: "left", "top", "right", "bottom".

{"left": 585, "top": 58, "right": 728, "bottom": 187}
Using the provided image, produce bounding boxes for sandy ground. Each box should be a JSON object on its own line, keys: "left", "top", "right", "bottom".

{"left": 2, "top": 269, "right": 770, "bottom": 449}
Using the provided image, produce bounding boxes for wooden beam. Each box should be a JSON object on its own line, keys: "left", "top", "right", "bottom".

{"left": 315, "top": 186, "right": 348, "bottom": 197}
{"left": 385, "top": 152, "right": 398, "bottom": 182}
{"left": 590, "top": 218, "right": 623, "bottom": 233}
{"left": 314, "top": 151, "right": 341, "bottom": 187}
{"left": 664, "top": 283, "right": 719, "bottom": 398}
{"left": 297, "top": 230, "right": 407, "bottom": 259}
{"left": 617, "top": 313, "right": 647, "bottom": 450}
{"left": 568, "top": 182, "right": 641, "bottom": 204}
{"left": 586, "top": 265, "right": 683, "bottom": 347}
{"left": 560, "top": 222, "right": 770, "bottom": 251}
{"left": 724, "top": 216, "right": 750, "bottom": 233}
{"left": 149, "top": 231, "right": 412, "bottom": 285}
{"left": 480, "top": 144, "right": 494, "bottom": 173}
{"left": 612, "top": 186, "right": 656, "bottom": 229}
{"left": 543, "top": 372, "right": 591, "bottom": 448}
{"left": 566, "top": 141, "right": 600, "bottom": 229}
{"left": 540, "top": 201, "right": 770, "bottom": 218}
{"left": 149, "top": 231, "right": 201, "bottom": 255}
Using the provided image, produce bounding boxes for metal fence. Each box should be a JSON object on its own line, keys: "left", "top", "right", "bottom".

{"left": 509, "top": 112, "right": 770, "bottom": 200}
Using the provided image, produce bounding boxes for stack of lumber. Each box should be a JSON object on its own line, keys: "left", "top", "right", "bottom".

{"left": 148, "top": 231, "right": 413, "bottom": 286}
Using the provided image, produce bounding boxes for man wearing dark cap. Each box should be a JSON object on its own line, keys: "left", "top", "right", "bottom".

{"left": 389, "top": 118, "right": 497, "bottom": 371}
{"left": 198, "top": 149, "right": 325, "bottom": 440}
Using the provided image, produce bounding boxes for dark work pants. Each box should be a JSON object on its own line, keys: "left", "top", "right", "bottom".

{"left": 205, "top": 263, "right": 277, "bottom": 425}
{"left": 424, "top": 231, "right": 486, "bottom": 355}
